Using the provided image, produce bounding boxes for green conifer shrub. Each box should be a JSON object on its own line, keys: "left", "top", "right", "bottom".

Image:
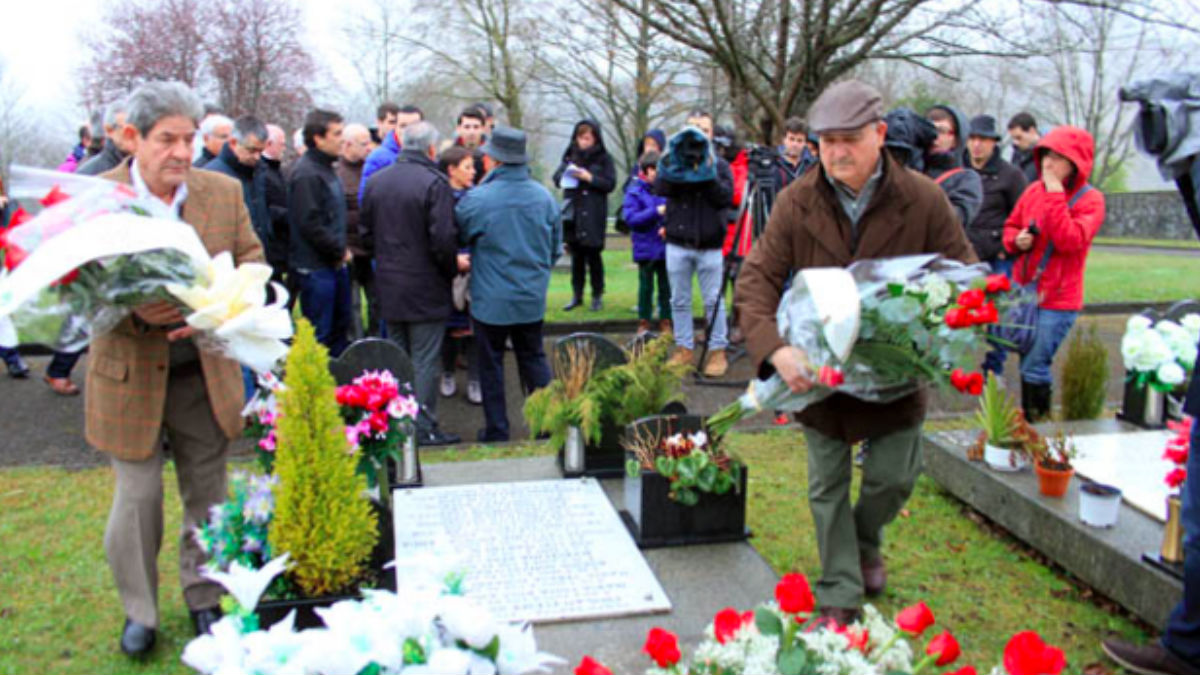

{"left": 269, "top": 319, "right": 377, "bottom": 597}
{"left": 1060, "top": 323, "right": 1110, "bottom": 420}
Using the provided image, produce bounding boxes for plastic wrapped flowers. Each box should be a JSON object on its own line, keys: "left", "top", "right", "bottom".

{"left": 708, "top": 254, "right": 1006, "bottom": 436}
{"left": 1121, "top": 313, "right": 1200, "bottom": 392}
{"left": 0, "top": 166, "right": 291, "bottom": 373}
{"left": 182, "top": 554, "right": 565, "bottom": 675}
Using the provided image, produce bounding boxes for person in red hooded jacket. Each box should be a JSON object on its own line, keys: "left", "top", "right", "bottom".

{"left": 1000, "top": 125, "right": 1105, "bottom": 421}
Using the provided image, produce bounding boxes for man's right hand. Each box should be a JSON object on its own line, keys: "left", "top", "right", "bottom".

{"left": 770, "top": 345, "right": 815, "bottom": 394}
{"left": 134, "top": 301, "right": 184, "bottom": 327}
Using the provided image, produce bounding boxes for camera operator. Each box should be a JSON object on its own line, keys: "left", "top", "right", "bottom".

{"left": 655, "top": 110, "right": 734, "bottom": 377}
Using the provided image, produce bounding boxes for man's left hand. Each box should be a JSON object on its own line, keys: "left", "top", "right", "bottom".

{"left": 167, "top": 326, "right": 197, "bottom": 342}
{"left": 456, "top": 254, "right": 471, "bottom": 272}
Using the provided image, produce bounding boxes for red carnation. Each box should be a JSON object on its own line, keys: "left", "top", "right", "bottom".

{"left": 895, "top": 601, "right": 935, "bottom": 636}
{"left": 1003, "top": 631, "right": 1066, "bottom": 675}
{"left": 985, "top": 274, "right": 1011, "bottom": 293}
{"left": 574, "top": 656, "right": 612, "bottom": 675}
{"left": 957, "top": 288, "right": 985, "bottom": 310}
{"left": 1167, "top": 467, "right": 1188, "bottom": 489}
{"left": 775, "top": 573, "right": 815, "bottom": 615}
{"left": 643, "top": 627, "right": 681, "bottom": 668}
{"left": 713, "top": 607, "right": 748, "bottom": 645}
{"left": 926, "top": 630, "right": 961, "bottom": 667}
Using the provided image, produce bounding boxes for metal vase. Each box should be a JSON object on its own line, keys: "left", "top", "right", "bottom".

{"left": 1144, "top": 387, "right": 1166, "bottom": 428}
{"left": 1162, "top": 494, "right": 1185, "bottom": 564}
{"left": 400, "top": 435, "right": 419, "bottom": 484}
{"left": 564, "top": 426, "right": 585, "bottom": 474}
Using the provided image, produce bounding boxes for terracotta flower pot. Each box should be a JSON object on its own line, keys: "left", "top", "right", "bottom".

{"left": 1035, "top": 462, "right": 1074, "bottom": 498}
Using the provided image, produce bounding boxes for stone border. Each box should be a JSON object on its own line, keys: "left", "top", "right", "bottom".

{"left": 923, "top": 419, "right": 1181, "bottom": 629}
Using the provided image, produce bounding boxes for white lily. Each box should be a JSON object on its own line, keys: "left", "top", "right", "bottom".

{"left": 404, "top": 648, "right": 475, "bottom": 674}
{"left": 240, "top": 611, "right": 307, "bottom": 675}
{"left": 201, "top": 553, "right": 289, "bottom": 612}
{"left": 181, "top": 616, "right": 247, "bottom": 674}
{"left": 439, "top": 594, "right": 500, "bottom": 649}
{"left": 494, "top": 623, "right": 568, "bottom": 675}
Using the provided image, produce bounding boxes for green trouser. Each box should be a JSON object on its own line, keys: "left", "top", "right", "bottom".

{"left": 637, "top": 259, "right": 671, "bottom": 321}
{"left": 802, "top": 423, "right": 924, "bottom": 608}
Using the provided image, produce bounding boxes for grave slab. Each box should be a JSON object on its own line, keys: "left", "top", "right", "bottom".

{"left": 414, "top": 456, "right": 780, "bottom": 673}
{"left": 1071, "top": 429, "right": 1175, "bottom": 522}
{"left": 924, "top": 419, "right": 1182, "bottom": 629}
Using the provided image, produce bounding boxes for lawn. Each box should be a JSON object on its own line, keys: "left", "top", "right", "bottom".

{"left": 538, "top": 247, "right": 1200, "bottom": 324}
{"left": 1093, "top": 236, "right": 1200, "bottom": 250}
{"left": 0, "top": 417, "right": 1146, "bottom": 675}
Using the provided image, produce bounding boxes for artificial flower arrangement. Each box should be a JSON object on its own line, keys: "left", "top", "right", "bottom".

{"left": 1165, "top": 416, "right": 1191, "bottom": 492}
{"left": 573, "top": 572, "right": 1066, "bottom": 675}
{"left": 706, "top": 255, "right": 1010, "bottom": 437}
{"left": 1120, "top": 313, "right": 1200, "bottom": 393}
{"left": 243, "top": 371, "right": 285, "bottom": 473}
{"left": 624, "top": 427, "right": 742, "bottom": 506}
{"left": 194, "top": 471, "right": 278, "bottom": 574}
{"left": 182, "top": 553, "right": 565, "bottom": 675}
{"left": 0, "top": 166, "right": 291, "bottom": 373}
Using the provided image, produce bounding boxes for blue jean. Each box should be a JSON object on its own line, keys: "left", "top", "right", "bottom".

{"left": 1017, "top": 309, "right": 1078, "bottom": 385}
{"left": 473, "top": 318, "right": 551, "bottom": 442}
{"left": 297, "top": 267, "right": 351, "bottom": 358}
{"left": 1164, "top": 419, "right": 1200, "bottom": 664}
{"left": 981, "top": 258, "right": 1013, "bottom": 375}
{"left": 665, "top": 244, "right": 727, "bottom": 351}
{"left": 47, "top": 349, "right": 83, "bottom": 379}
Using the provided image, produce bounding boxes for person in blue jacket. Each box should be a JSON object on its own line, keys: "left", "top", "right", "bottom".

{"left": 622, "top": 150, "right": 671, "bottom": 336}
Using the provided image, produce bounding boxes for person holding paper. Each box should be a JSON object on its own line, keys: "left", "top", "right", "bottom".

{"left": 553, "top": 120, "right": 615, "bottom": 312}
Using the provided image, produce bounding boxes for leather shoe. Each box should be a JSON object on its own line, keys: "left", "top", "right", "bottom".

{"left": 589, "top": 296, "right": 603, "bottom": 311}
{"left": 1102, "top": 638, "right": 1200, "bottom": 675}
{"left": 861, "top": 556, "right": 886, "bottom": 597}
{"left": 818, "top": 605, "right": 861, "bottom": 626}
{"left": 119, "top": 618, "right": 156, "bottom": 657}
{"left": 44, "top": 375, "right": 80, "bottom": 396}
{"left": 562, "top": 296, "right": 583, "bottom": 311}
{"left": 191, "top": 606, "right": 222, "bottom": 636}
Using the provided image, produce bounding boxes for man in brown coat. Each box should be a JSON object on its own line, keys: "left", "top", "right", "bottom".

{"left": 90, "top": 81, "right": 263, "bottom": 657}
{"left": 734, "top": 80, "right": 976, "bottom": 623}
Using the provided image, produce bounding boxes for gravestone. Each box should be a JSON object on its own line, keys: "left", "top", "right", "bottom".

{"left": 392, "top": 478, "right": 672, "bottom": 623}
{"left": 552, "top": 333, "right": 630, "bottom": 478}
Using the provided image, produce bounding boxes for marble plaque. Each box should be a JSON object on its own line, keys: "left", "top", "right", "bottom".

{"left": 392, "top": 478, "right": 672, "bottom": 623}
{"left": 1071, "top": 430, "right": 1175, "bottom": 522}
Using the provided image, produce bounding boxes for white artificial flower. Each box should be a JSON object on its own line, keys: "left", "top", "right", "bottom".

{"left": 493, "top": 623, "right": 567, "bottom": 675}
{"left": 439, "top": 594, "right": 500, "bottom": 649}
{"left": 1126, "top": 315, "right": 1153, "bottom": 334}
{"left": 689, "top": 430, "right": 709, "bottom": 449}
{"left": 1158, "top": 321, "right": 1198, "bottom": 369}
{"left": 181, "top": 616, "right": 247, "bottom": 674}
{"left": 239, "top": 611, "right": 307, "bottom": 675}
{"left": 404, "top": 648, "right": 474, "bottom": 674}
{"left": 922, "top": 275, "right": 952, "bottom": 309}
{"left": 1182, "top": 314, "right": 1200, "bottom": 340}
{"left": 1122, "top": 328, "right": 1175, "bottom": 373}
{"left": 201, "top": 553, "right": 289, "bottom": 612}
{"left": 313, "top": 598, "right": 405, "bottom": 672}
{"left": 1159, "top": 361, "right": 1187, "bottom": 386}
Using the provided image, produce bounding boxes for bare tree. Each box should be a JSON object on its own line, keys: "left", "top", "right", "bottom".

{"left": 607, "top": 0, "right": 1007, "bottom": 144}
{"left": 342, "top": 0, "right": 409, "bottom": 109}
{"left": 205, "top": 0, "right": 315, "bottom": 130}
{"left": 0, "top": 59, "right": 69, "bottom": 184}
{"left": 79, "top": 0, "right": 210, "bottom": 110}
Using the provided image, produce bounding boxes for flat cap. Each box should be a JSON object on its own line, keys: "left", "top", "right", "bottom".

{"left": 808, "top": 80, "right": 884, "bottom": 134}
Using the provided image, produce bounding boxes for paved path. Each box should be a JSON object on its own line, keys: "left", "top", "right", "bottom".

{"left": 0, "top": 315, "right": 1136, "bottom": 469}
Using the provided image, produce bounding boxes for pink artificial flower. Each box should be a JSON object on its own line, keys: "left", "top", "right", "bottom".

{"left": 258, "top": 431, "right": 276, "bottom": 452}
{"left": 345, "top": 425, "right": 361, "bottom": 450}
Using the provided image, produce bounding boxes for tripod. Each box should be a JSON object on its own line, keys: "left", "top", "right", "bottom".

{"left": 694, "top": 148, "right": 780, "bottom": 387}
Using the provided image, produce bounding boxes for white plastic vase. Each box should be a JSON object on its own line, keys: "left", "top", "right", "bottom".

{"left": 984, "top": 443, "right": 1028, "bottom": 472}
{"left": 1079, "top": 483, "right": 1122, "bottom": 528}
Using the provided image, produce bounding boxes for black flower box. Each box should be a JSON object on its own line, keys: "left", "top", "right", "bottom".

{"left": 557, "top": 418, "right": 627, "bottom": 479}
{"left": 619, "top": 459, "right": 750, "bottom": 548}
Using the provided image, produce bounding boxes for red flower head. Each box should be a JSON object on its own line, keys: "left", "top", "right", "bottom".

{"left": 39, "top": 185, "right": 70, "bottom": 208}
{"left": 835, "top": 624, "right": 871, "bottom": 653}
{"left": 713, "top": 607, "right": 753, "bottom": 645}
{"left": 985, "top": 274, "right": 1012, "bottom": 294}
{"left": 1167, "top": 467, "right": 1188, "bottom": 489}
{"left": 943, "top": 668, "right": 977, "bottom": 675}
{"left": 643, "top": 627, "right": 681, "bottom": 668}
{"left": 367, "top": 410, "right": 390, "bottom": 433}
{"left": 966, "top": 372, "right": 984, "bottom": 396}
{"left": 1164, "top": 445, "right": 1189, "bottom": 466}
{"left": 336, "top": 385, "right": 368, "bottom": 408}
{"left": 574, "top": 656, "right": 612, "bottom": 675}
{"left": 775, "top": 573, "right": 815, "bottom": 615}
{"left": 976, "top": 302, "right": 999, "bottom": 325}
{"left": 957, "top": 288, "right": 986, "bottom": 310}
{"left": 926, "top": 630, "right": 961, "bottom": 667}
{"left": 818, "top": 366, "right": 845, "bottom": 388}
{"left": 945, "top": 308, "right": 970, "bottom": 329}
{"left": 1002, "top": 631, "right": 1066, "bottom": 675}
{"left": 895, "top": 601, "right": 936, "bottom": 636}
{"left": 7, "top": 205, "right": 31, "bottom": 228}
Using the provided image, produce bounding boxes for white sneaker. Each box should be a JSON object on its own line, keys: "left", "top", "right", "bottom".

{"left": 440, "top": 373, "right": 456, "bottom": 398}
{"left": 467, "top": 380, "right": 482, "bottom": 405}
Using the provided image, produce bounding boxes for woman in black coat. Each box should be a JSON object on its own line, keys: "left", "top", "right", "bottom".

{"left": 553, "top": 119, "right": 616, "bottom": 311}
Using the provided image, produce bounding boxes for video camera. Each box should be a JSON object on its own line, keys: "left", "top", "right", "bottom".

{"left": 1119, "top": 73, "right": 1200, "bottom": 234}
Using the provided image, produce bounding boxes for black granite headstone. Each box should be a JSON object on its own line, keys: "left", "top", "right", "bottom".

{"left": 329, "top": 338, "right": 415, "bottom": 387}
{"left": 552, "top": 332, "right": 627, "bottom": 375}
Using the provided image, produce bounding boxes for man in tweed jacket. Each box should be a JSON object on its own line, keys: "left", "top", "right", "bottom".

{"left": 90, "top": 81, "right": 263, "bottom": 657}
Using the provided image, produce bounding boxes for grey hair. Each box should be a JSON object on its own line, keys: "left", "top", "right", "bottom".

{"left": 200, "top": 113, "right": 234, "bottom": 139}
{"left": 402, "top": 121, "right": 439, "bottom": 152}
{"left": 125, "top": 81, "right": 204, "bottom": 137}
{"left": 104, "top": 97, "right": 128, "bottom": 128}
{"left": 232, "top": 115, "right": 268, "bottom": 143}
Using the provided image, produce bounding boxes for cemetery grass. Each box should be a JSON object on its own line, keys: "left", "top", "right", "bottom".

{"left": 1093, "top": 236, "right": 1200, "bottom": 250}
{"left": 539, "top": 249, "right": 1200, "bottom": 324}
{"left": 0, "top": 418, "right": 1146, "bottom": 675}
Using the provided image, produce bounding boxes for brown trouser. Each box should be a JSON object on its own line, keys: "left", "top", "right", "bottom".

{"left": 104, "top": 366, "right": 228, "bottom": 627}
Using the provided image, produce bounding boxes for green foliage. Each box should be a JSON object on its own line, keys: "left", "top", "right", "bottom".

{"left": 269, "top": 319, "right": 377, "bottom": 598}
{"left": 524, "top": 335, "right": 689, "bottom": 448}
{"left": 976, "top": 372, "right": 1019, "bottom": 447}
{"left": 1060, "top": 324, "right": 1110, "bottom": 420}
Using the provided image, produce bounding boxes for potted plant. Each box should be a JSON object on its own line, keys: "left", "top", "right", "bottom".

{"left": 258, "top": 320, "right": 384, "bottom": 628}
{"left": 976, "top": 373, "right": 1029, "bottom": 472}
{"left": 525, "top": 335, "right": 689, "bottom": 477}
{"left": 1030, "top": 428, "right": 1076, "bottom": 498}
{"left": 620, "top": 414, "right": 748, "bottom": 548}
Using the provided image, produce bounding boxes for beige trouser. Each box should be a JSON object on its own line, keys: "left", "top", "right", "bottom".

{"left": 104, "top": 367, "right": 229, "bottom": 628}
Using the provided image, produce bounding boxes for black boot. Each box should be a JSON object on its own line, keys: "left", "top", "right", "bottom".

{"left": 1034, "top": 383, "right": 1053, "bottom": 422}
{"left": 2, "top": 349, "right": 29, "bottom": 379}
{"left": 1021, "top": 380, "right": 1051, "bottom": 422}
{"left": 562, "top": 295, "right": 583, "bottom": 311}
{"left": 589, "top": 295, "right": 603, "bottom": 311}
